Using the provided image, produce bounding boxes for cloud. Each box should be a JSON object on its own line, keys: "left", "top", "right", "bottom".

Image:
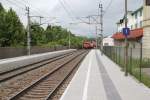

{"left": 1, "top": 0, "right": 143, "bottom": 37}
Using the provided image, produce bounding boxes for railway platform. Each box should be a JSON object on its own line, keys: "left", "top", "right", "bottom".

{"left": 0, "top": 49, "right": 76, "bottom": 74}
{"left": 60, "top": 50, "right": 150, "bottom": 100}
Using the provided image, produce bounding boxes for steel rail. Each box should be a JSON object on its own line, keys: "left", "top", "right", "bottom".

{"left": 45, "top": 51, "right": 88, "bottom": 100}
{"left": 0, "top": 51, "right": 76, "bottom": 82}
{"left": 9, "top": 50, "right": 87, "bottom": 100}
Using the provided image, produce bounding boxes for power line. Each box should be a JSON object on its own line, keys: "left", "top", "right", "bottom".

{"left": 14, "top": 0, "right": 27, "bottom": 7}
{"left": 60, "top": 0, "right": 90, "bottom": 24}
{"left": 9, "top": 0, "right": 57, "bottom": 25}
{"left": 58, "top": 0, "right": 74, "bottom": 21}
{"left": 13, "top": 0, "right": 43, "bottom": 16}
{"left": 63, "top": 0, "right": 89, "bottom": 23}
{"left": 4, "top": 0, "right": 25, "bottom": 10}
{"left": 103, "top": 0, "right": 113, "bottom": 16}
{"left": 2, "top": 0, "right": 26, "bottom": 16}
{"left": 14, "top": 0, "right": 52, "bottom": 17}
{"left": 61, "top": 0, "right": 76, "bottom": 15}
{"left": 3, "top": 0, "right": 37, "bottom": 16}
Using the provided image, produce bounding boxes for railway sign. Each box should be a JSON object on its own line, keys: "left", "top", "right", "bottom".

{"left": 122, "top": 28, "right": 130, "bottom": 37}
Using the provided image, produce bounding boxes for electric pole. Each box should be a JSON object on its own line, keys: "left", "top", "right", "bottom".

{"left": 39, "top": 16, "right": 43, "bottom": 25}
{"left": 68, "top": 23, "right": 72, "bottom": 49}
{"left": 125, "top": 0, "right": 128, "bottom": 76}
{"left": 96, "top": 25, "right": 98, "bottom": 49}
{"left": 69, "top": 32, "right": 71, "bottom": 49}
{"left": 99, "top": 3, "right": 103, "bottom": 53}
{"left": 26, "top": 7, "right": 31, "bottom": 55}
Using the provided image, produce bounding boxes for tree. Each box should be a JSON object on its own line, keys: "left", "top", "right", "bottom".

{"left": 45, "top": 25, "right": 53, "bottom": 42}
{"left": 30, "top": 22, "right": 46, "bottom": 46}
{"left": 0, "top": 3, "right": 7, "bottom": 46}
{"left": 0, "top": 6, "right": 25, "bottom": 47}
{"left": 0, "top": 3, "right": 87, "bottom": 48}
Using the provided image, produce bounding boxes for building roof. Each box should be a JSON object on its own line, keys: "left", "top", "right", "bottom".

{"left": 112, "top": 28, "right": 143, "bottom": 40}
{"left": 131, "top": 6, "right": 143, "bottom": 15}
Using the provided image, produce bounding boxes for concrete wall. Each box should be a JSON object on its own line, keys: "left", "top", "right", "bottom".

{"left": 114, "top": 40, "right": 141, "bottom": 48}
{"left": 142, "top": 1, "right": 150, "bottom": 58}
{"left": 0, "top": 46, "right": 68, "bottom": 59}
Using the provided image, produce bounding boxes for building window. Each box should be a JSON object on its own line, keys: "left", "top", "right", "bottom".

{"left": 135, "top": 23, "right": 138, "bottom": 28}
{"left": 135, "top": 13, "right": 137, "bottom": 19}
{"left": 131, "top": 25, "right": 133, "bottom": 29}
{"left": 140, "top": 21, "right": 143, "bottom": 27}
{"left": 140, "top": 10, "right": 142, "bottom": 16}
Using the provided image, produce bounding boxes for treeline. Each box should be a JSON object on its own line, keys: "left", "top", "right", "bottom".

{"left": 0, "top": 3, "right": 86, "bottom": 48}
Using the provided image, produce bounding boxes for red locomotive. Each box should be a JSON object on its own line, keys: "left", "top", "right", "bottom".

{"left": 83, "top": 41, "right": 96, "bottom": 49}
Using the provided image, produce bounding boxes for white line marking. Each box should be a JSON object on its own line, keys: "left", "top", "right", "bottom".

{"left": 82, "top": 50, "right": 93, "bottom": 100}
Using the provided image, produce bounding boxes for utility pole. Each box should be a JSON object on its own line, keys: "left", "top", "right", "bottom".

{"left": 96, "top": 25, "right": 98, "bottom": 49}
{"left": 39, "top": 16, "right": 43, "bottom": 25}
{"left": 26, "top": 7, "right": 31, "bottom": 55}
{"left": 125, "top": 0, "right": 128, "bottom": 76}
{"left": 99, "top": 3, "right": 103, "bottom": 53}
{"left": 68, "top": 23, "right": 72, "bottom": 49}
{"left": 69, "top": 31, "right": 71, "bottom": 49}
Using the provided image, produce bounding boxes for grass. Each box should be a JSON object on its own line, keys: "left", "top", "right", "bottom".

{"left": 142, "top": 58, "right": 150, "bottom": 68}
{"left": 141, "top": 73, "right": 150, "bottom": 88}
{"left": 104, "top": 51, "right": 150, "bottom": 88}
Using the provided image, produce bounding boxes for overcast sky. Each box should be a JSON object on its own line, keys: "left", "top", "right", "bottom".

{"left": 0, "top": 0, "right": 143, "bottom": 37}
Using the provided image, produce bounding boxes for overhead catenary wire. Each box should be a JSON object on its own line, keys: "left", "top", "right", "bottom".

{"left": 3, "top": 0, "right": 38, "bottom": 16}
{"left": 4, "top": 0, "right": 58, "bottom": 25}
{"left": 1, "top": 0, "right": 26, "bottom": 16}
{"left": 61, "top": 0, "right": 89, "bottom": 24}
{"left": 13, "top": 0, "right": 54, "bottom": 18}
{"left": 103, "top": 0, "right": 113, "bottom": 16}
{"left": 3, "top": 0, "right": 25, "bottom": 11}
{"left": 22, "top": 0, "right": 50, "bottom": 17}
{"left": 13, "top": 0, "right": 44, "bottom": 16}
{"left": 58, "top": 0, "right": 75, "bottom": 21}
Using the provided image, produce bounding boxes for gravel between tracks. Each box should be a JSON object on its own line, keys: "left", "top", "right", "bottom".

{"left": 50, "top": 52, "right": 87, "bottom": 100}
{"left": 0, "top": 50, "right": 86, "bottom": 100}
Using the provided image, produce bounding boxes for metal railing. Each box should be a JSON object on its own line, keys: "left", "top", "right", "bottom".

{"left": 103, "top": 46, "right": 150, "bottom": 88}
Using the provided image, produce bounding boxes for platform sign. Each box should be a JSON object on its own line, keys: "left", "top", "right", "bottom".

{"left": 122, "top": 28, "right": 130, "bottom": 37}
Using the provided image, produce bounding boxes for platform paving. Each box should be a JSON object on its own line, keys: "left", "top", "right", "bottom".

{"left": 60, "top": 50, "right": 150, "bottom": 100}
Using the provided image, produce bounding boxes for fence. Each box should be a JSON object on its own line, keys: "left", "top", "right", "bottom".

{"left": 0, "top": 46, "right": 68, "bottom": 59}
{"left": 103, "top": 46, "right": 150, "bottom": 88}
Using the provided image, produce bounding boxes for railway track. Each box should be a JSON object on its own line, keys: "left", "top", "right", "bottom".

{"left": 0, "top": 51, "right": 76, "bottom": 83}
{"left": 9, "top": 50, "right": 88, "bottom": 100}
